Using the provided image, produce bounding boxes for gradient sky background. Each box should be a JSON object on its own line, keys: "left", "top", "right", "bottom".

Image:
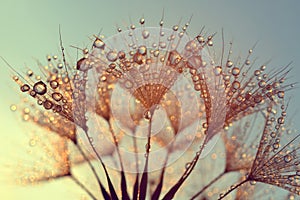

{"left": 0, "top": 0, "right": 300, "bottom": 199}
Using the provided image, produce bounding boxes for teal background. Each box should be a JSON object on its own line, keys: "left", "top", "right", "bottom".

{"left": 0, "top": 0, "right": 299, "bottom": 199}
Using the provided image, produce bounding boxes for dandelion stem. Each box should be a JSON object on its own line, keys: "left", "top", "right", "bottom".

{"left": 190, "top": 171, "right": 226, "bottom": 199}
{"left": 139, "top": 108, "right": 154, "bottom": 200}
{"left": 82, "top": 129, "right": 119, "bottom": 200}
{"left": 162, "top": 138, "right": 208, "bottom": 200}
{"left": 75, "top": 143, "right": 111, "bottom": 200}
{"left": 218, "top": 179, "right": 248, "bottom": 200}
{"left": 70, "top": 173, "right": 97, "bottom": 200}
{"left": 108, "top": 120, "right": 130, "bottom": 200}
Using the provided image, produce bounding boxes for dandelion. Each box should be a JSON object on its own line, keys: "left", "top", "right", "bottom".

{"left": 219, "top": 104, "right": 300, "bottom": 199}
{"left": 3, "top": 15, "right": 298, "bottom": 200}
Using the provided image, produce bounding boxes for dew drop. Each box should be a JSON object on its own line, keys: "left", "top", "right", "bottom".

{"left": 93, "top": 38, "right": 105, "bottom": 49}
{"left": 144, "top": 110, "right": 151, "bottom": 120}
{"left": 52, "top": 92, "right": 63, "bottom": 101}
{"left": 231, "top": 67, "right": 240, "bottom": 76}
{"left": 139, "top": 18, "right": 145, "bottom": 25}
{"left": 20, "top": 84, "right": 30, "bottom": 92}
{"left": 214, "top": 66, "right": 222, "bottom": 76}
{"left": 27, "top": 70, "right": 33, "bottom": 77}
{"left": 284, "top": 154, "right": 292, "bottom": 163}
{"left": 245, "top": 59, "right": 250, "bottom": 65}
{"left": 106, "top": 51, "right": 118, "bottom": 62}
{"left": 250, "top": 180, "right": 256, "bottom": 185}
{"left": 232, "top": 81, "right": 240, "bottom": 89}
{"left": 196, "top": 35, "right": 205, "bottom": 43}
{"left": 277, "top": 117, "right": 285, "bottom": 124}
{"left": 138, "top": 45, "right": 147, "bottom": 55}
{"left": 260, "top": 65, "right": 266, "bottom": 71}
{"left": 185, "top": 162, "right": 191, "bottom": 169}
{"left": 172, "top": 25, "right": 179, "bottom": 31}
{"left": 226, "top": 60, "right": 233, "bottom": 68}
{"left": 50, "top": 80, "right": 59, "bottom": 89}
{"left": 33, "top": 81, "right": 47, "bottom": 95}
{"left": 43, "top": 100, "right": 53, "bottom": 110}
{"left": 10, "top": 104, "right": 17, "bottom": 111}
{"left": 142, "top": 30, "right": 150, "bottom": 39}
{"left": 277, "top": 91, "right": 284, "bottom": 98}
{"left": 207, "top": 40, "right": 213, "bottom": 46}
{"left": 57, "top": 63, "right": 63, "bottom": 69}
{"left": 258, "top": 80, "right": 266, "bottom": 88}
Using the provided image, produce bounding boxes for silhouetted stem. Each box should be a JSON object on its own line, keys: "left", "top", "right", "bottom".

{"left": 108, "top": 120, "right": 130, "bottom": 200}
{"left": 82, "top": 129, "right": 119, "bottom": 200}
{"left": 139, "top": 109, "right": 154, "bottom": 200}
{"left": 70, "top": 173, "right": 97, "bottom": 200}
{"left": 76, "top": 143, "right": 111, "bottom": 200}
{"left": 162, "top": 138, "right": 208, "bottom": 200}
{"left": 191, "top": 171, "right": 226, "bottom": 199}
{"left": 218, "top": 179, "right": 248, "bottom": 200}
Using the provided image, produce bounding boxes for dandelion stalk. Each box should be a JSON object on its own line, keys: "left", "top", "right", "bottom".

{"left": 139, "top": 108, "right": 155, "bottom": 200}
{"left": 218, "top": 179, "right": 248, "bottom": 200}
{"left": 75, "top": 142, "right": 111, "bottom": 200}
{"left": 70, "top": 173, "right": 98, "bottom": 200}
{"left": 191, "top": 171, "right": 227, "bottom": 199}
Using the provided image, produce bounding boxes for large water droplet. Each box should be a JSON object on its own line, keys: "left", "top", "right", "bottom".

{"left": 33, "top": 81, "right": 47, "bottom": 95}
{"left": 93, "top": 38, "right": 105, "bottom": 49}
{"left": 106, "top": 51, "right": 118, "bottom": 62}
{"left": 142, "top": 30, "right": 150, "bottom": 39}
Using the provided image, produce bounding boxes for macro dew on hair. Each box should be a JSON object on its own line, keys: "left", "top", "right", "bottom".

{"left": 4, "top": 15, "right": 300, "bottom": 200}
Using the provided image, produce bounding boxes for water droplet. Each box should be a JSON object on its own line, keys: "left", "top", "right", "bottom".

{"left": 254, "top": 70, "right": 261, "bottom": 76}
{"left": 33, "top": 81, "right": 47, "bottom": 95}
{"left": 231, "top": 67, "right": 240, "bottom": 76}
{"left": 142, "top": 30, "right": 150, "bottom": 39}
{"left": 27, "top": 70, "right": 33, "bottom": 77}
{"left": 93, "top": 38, "right": 105, "bottom": 49}
{"left": 52, "top": 92, "right": 63, "bottom": 101}
{"left": 57, "top": 63, "right": 63, "bottom": 69}
{"left": 106, "top": 51, "right": 118, "bottom": 62}
{"left": 245, "top": 60, "right": 250, "bottom": 65}
{"left": 144, "top": 110, "right": 151, "bottom": 120}
{"left": 138, "top": 46, "right": 147, "bottom": 55}
{"left": 43, "top": 100, "right": 53, "bottom": 110}
{"left": 50, "top": 80, "right": 59, "bottom": 89}
{"left": 185, "top": 162, "right": 191, "bottom": 169}
{"left": 258, "top": 80, "right": 266, "bottom": 88}
{"left": 227, "top": 60, "right": 233, "bottom": 68}
{"left": 214, "top": 66, "right": 222, "bottom": 76}
{"left": 250, "top": 180, "right": 256, "bottom": 185}
{"left": 130, "top": 24, "right": 136, "bottom": 30}
{"left": 232, "top": 81, "right": 240, "bottom": 89}
{"left": 249, "top": 49, "right": 253, "bottom": 53}
{"left": 260, "top": 65, "right": 266, "bottom": 71}
{"left": 168, "top": 50, "right": 182, "bottom": 66}
{"left": 284, "top": 154, "right": 292, "bottom": 163}
{"left": 277, "top": 116, "right": 285, "bottom": 124}
{"left": 172, "top": 25, "right": 179, "bottom": 31}
{"left": 153, "top": 49, "right": 160, "bottom": 57}
{"left": 20, "top": 84, "right": 30, "bottom": 92}
{"left": 10, "top": 104, "right": 17, "bottom": 111}
{"left": 207, "top": 40, "right": 213, "bottom": 46}
{"left": 139, "top": 18, "right": 145, "bottom": 25}
{"left": 277, "top": 91, "right": 284, "bottom": 98}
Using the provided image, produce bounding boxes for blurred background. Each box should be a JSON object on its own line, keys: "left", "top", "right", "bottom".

{"left": 0, "top": 0, "right": 299, "bottom": 199}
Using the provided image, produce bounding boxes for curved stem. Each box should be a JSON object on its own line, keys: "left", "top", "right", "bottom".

{"left": 82, "top": 129, "right": 119, "bottom": 200}
{"left": 191, "top": 171, "right": 226, "bottom": 199}
{"left": 75, "top": 143, "right": 110, "bottom": 200}
{"left": 218, "top": 179, "right": 248, "bottom": 200}
{"left": 70, "top": 173, "right": 97, "bottom": 200}
{"left": 162, "top": 137, "right": 208, "bottom": 200}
